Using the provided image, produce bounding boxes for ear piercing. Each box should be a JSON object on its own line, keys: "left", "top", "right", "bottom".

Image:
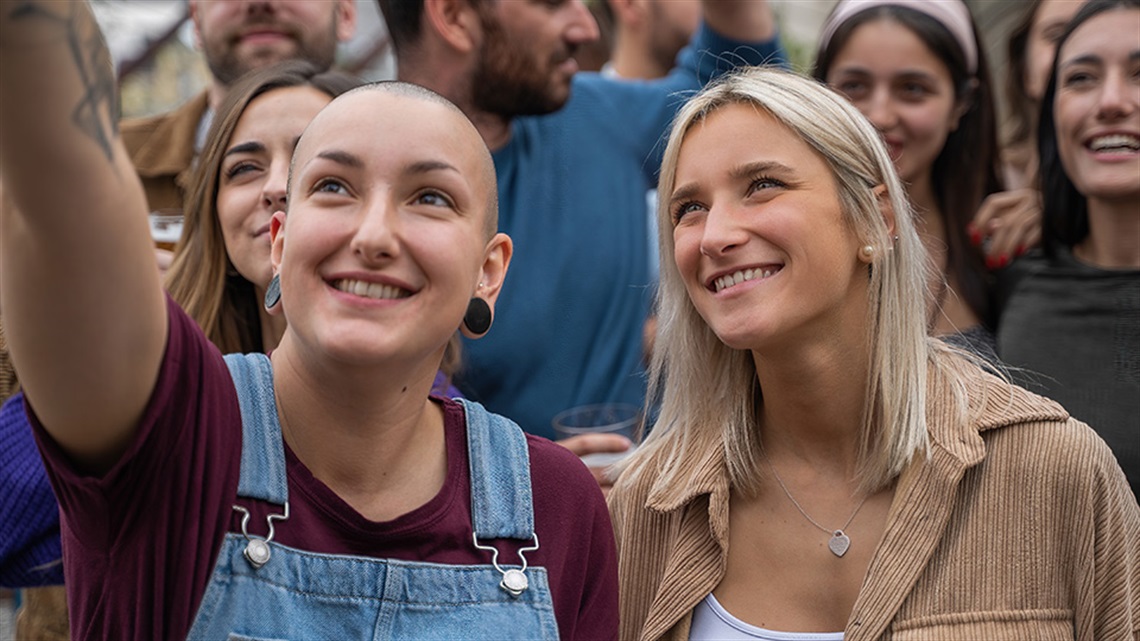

{"left": 463, "top": 298, "right": 493, "bottom": 336}
{"left": 264, "top": 273, "right": 282, "bottom": 310}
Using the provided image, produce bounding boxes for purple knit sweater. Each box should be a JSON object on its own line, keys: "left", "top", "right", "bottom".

{"left": 0, "top": 391, "right": 64, "bottom": 587}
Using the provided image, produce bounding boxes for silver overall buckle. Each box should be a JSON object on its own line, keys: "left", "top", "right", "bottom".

{"left": 232, "top": 502, "right": 289, "bottom": 569}
{"left": 472, "top": 532, "right": 540, "bottom": 597}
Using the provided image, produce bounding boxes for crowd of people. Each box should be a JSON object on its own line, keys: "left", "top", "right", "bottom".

{"left": 0, "top": 0, "right": 1136, "bottom": 639}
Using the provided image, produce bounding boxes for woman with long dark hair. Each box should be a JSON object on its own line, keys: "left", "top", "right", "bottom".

{"left": 969, "top": 0, "right": 1085, "bottom": 284}
{"left": 998, "top": 0, "right": 1140, "bottom": 498}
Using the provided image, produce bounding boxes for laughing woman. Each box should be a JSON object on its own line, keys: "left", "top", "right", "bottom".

{"left": 997, "top": 0, "right": 1140, "bottom": 499}
{"left": 0, "top": 2, "right": 616, "bottom": 639}
{"left": 608, "top": 67, "right": 1139, "bottom": 640}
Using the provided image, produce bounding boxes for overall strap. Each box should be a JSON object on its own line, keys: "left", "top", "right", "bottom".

{"left": 224, "top": 353, "right": 289, "bottom": 506}
{"left": 460, "top": 399, "right": 535, "bottom": 540}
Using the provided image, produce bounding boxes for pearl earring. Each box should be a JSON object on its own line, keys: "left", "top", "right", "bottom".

{"left": 860, "top": 245, "right": 875, "bottom": 260}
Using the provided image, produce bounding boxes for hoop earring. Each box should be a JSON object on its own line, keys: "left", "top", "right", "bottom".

{"left": 264, "top": 273, "right": 281, "bottom": 310}
{"left": 463, "top": 298, "right": 492, "bottom": 336}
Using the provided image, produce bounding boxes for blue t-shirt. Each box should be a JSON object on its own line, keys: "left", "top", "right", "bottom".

{"left": 459, "top": 25, "right": 785, "bottom": 437}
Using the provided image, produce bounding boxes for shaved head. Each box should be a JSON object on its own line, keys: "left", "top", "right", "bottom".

{"left": 290, "top": 81, "right": 499, "bottom": 237}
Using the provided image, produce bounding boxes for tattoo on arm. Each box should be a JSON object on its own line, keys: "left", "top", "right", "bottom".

{"left": 8, "top": 1, "right": 120, "bottom": 162}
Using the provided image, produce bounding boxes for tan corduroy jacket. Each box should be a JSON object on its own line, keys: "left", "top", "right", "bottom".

{"left": 121, "top": 91, "right": 209, "bottom": 213}
{"left": 609, "top": 363, "right": 1140, "bottom": 641}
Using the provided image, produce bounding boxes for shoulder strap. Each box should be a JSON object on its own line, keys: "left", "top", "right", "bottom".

{"left": 460, "top": 399, "right": 535, "bottom": 540}
{"left": 224, "top": 353, "right": 288, "bottom": 506}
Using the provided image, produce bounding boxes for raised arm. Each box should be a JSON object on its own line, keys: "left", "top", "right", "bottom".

{"left": 0, "top": 0, "right": 166, "bottom": 473}
{"left": 607, "top": 0, "right": 784, "bottom": 185}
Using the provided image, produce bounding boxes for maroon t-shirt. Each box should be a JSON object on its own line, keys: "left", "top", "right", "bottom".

{"left": 29, "top": 296, "right": 618, "bottom": 640}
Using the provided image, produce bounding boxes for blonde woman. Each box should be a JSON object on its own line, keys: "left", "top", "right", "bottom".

{"left": 608, "top": 67, "right": 1139, "bottom": 640}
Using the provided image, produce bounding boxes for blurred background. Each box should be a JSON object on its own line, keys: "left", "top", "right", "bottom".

{"left": 93, "top": 0, "right": 1027, "bottom": 124}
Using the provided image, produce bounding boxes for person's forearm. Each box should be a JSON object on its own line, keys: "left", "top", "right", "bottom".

{"left": 0, "top": 0, "right": 167, "bottom": 474}
{"left": 0, "top": 1, "right": 122, "bottom": 185}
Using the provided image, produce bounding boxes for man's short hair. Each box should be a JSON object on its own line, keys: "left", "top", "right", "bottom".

{"left": 377, "top": 0, "right": 425, "bottom": 55}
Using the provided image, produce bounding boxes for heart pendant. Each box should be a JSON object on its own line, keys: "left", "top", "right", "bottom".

{"left": 828, "top": 531, "right": 850, "bottom": 557}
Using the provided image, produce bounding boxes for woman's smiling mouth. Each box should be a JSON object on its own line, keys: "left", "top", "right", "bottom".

{"left": 332, "top": 278, "right": 412, "bottom": 300}
{"left": 709, "top": 265, "right": 783, "bottom": 293}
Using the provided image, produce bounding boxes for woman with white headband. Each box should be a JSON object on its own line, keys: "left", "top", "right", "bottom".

{"left": 813, "top": 0, "right": 1003, "bottom": 362}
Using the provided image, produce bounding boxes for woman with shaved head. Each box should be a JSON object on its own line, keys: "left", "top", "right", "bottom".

{"left": 0, "top": 2, "right": 617, "bottom": 639}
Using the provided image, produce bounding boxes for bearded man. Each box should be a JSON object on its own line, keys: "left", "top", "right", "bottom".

{"left": 124, "top": 0, "right": 356, "bottom": 211}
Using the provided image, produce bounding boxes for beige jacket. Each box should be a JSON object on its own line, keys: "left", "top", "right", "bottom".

{"left": 609, "top": 364, "right": 1140, "bottom": 640}
{"left": 121, "top": 92, "right": 209, "bottom": 213}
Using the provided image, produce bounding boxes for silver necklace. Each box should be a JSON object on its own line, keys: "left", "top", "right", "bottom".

{"left": 761, "top": 450, "right": 869, "bottom": 558}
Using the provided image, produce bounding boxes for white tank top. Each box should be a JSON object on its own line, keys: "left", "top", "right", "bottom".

{"left": 688, "top": 593, "right": 845, "bottom": 641}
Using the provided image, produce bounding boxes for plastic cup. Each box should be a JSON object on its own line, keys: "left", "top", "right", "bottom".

{"left": 552, "top": 403, "right": 641, "bottom": 467}
{"left": 148, "top": 209, "right": 184, "bottom": 251}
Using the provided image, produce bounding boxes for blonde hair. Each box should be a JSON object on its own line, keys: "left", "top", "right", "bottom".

{"left": 625, "top": 67, "right": 968, "bottom": 494}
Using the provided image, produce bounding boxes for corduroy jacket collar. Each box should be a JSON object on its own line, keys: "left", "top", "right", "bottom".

{"left": 627, "top": 361, "right": 1070, "bottom": 641}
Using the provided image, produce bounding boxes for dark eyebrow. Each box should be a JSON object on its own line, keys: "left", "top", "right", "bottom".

{"left": 404, "top": 160, "right": 461, "bottom": 176}
{"left": 1063, "top": 51, "right": 1140, "bottom": 67}
{"left": 1061, "top": 53, "right": 1103, "bottom": 69}
{"left": 832, "top": 65, "right": 936, "bottom": 82}
{"left": 315, "top": 149, "right": 364, "bottom": 168}
{"left": 893, "top": 70, "right": 938, "bottom": 83}
{"left": 223, "top": 141, "right": 265, "bottom": 158}
{"left": 829, "top": 65, "right": 871, "bottom": 77}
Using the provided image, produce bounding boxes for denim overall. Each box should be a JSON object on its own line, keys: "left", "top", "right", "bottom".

{"left": 186, "top": 353, "right": 559, "bottom": 640}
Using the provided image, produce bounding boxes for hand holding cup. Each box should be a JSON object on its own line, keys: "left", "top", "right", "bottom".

{"left": 553, "top": 403, "right": 640, "bottom": 495}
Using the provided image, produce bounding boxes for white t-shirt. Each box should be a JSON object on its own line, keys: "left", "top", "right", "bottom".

{"left": 689, "top": 593, "right": 845, "bottom": 641}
